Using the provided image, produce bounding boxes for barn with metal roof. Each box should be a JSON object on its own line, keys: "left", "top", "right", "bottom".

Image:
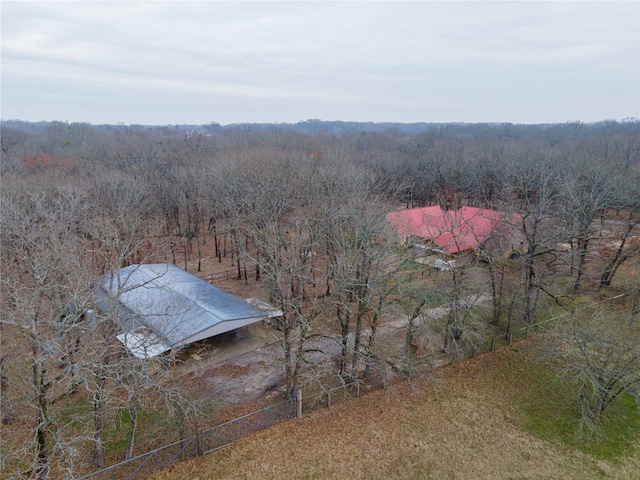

{"left": 95, "top": 263, "right": 267, "bottom": 358}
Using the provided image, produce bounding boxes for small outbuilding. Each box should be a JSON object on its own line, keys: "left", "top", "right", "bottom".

{"left": 95, "top": 263, "right": 267, "bottom": 358}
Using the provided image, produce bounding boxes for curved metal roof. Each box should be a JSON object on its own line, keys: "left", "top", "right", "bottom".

{"left": 99, "top": 263, "right": 264, "bottom": 357}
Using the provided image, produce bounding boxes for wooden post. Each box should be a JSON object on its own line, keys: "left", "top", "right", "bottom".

{"left": 490, "top": 337, "right": 495, "bottom": 352}
{"left": 296, "top": 389, "right": 302, "bottom": 419}
{"left": 196, "top": 427, "right": 203, "bottom": 456}
{"left": 509, "top": 333, "right": 513, "bottom": 345}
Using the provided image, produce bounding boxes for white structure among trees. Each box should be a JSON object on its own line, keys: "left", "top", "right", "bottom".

{"left": 95, "top": 263, "right": 266, "bottom": 358}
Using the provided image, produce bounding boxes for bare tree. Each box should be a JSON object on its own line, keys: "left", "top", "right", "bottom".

{"left": 249, "top": 215, "right": 324, "bottom": 398}
{"left": 560, "top": 164, "right": 621, "bottom": 292}
{"left": 505, "top": 158, "right": 563, "bottom": 325}
{"left": 319, "top": 191, "right": 396, "bottom": 379}
{"left": 543, "top": 303, "right": 640, "bottom": 435}
{"left": 599, "top": 178, "right": 640, "bottom": 288}
{"left": 1, "top": 178, "right": 94, "bottom": 479}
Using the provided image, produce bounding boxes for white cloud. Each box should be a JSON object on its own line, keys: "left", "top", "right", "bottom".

{"left": 1, "top": 1, "right": 638, "bottom": 124}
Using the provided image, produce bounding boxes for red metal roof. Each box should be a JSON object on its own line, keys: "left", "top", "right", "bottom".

{"left": 387, "top": 205, "right": 517, "bottom": 253}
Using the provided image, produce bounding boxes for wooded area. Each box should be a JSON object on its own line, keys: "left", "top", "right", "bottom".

{"left": 1, "top": 119, "right": 639, "bottom": 479}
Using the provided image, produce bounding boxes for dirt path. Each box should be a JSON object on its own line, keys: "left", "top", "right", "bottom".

{"left": 173, "top": 294, "right": 492, "bottom": 405}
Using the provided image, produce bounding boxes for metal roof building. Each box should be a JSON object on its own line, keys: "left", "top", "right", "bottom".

{"left": 95, "top": 263, "right": 266, "bottom": 358}
{"left": 387, "top": 205, "right": 520, "bottom": 254}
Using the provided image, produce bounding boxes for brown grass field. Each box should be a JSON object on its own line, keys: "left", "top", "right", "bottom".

{"left": 151, "top": 340, "right": 640, "bottom": 480}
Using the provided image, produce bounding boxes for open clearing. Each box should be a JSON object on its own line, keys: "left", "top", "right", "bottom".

{"left": 151, "top": 340, "right": 640, "bottom": 480}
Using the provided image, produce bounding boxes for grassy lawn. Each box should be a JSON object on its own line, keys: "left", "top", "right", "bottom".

{"left": 151, "top": 339, "right": 640, "bottom": 480}
{"left": 484, "top": 343, "right": 640, "bottom": 462}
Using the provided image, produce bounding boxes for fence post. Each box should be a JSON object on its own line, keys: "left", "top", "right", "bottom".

{"left": 509, "top": 333, "right": 513, "bottom": 345}
{"left": 296, "top": 389, "right": 302, "bottom": 419}
{"left": 490, "top": 336, "right": 495, "bottom": 352}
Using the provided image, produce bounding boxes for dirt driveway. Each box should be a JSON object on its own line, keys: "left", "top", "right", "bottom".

{"left": 169, "top": 294, "right": 490, "bottom": 405}
{"left": 168, "top": 322, "right": 284, "bottom": 404}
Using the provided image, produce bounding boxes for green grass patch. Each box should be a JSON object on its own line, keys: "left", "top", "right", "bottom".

{"left": 404, "top": 258, "right": 426, "bottom": 271}
{"left": 104, "top": 437, "right": 130, "bottom": 452}
{"left": 496, "top": 347, "right": 640, "bottom": 461}
{"left": 99, "top": 396, "right": 220, "bottom": 457}
{"left": 56, "top": 393, "right": 93, "bottom": 429}
{"left": 585, "top": 394, "right": 640, "bottom": 460}
{"left": 103, "top": 405, "right": 170, "bottom": 452}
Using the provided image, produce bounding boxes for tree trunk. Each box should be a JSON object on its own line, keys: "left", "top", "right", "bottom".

{"left": 573, "top": 237, "right": 589, "bottom": 293}
{"left": 600, "top": 213, "right": 635, "bottom": 287}
{"left": 36, "top": 375, "right": 50, "bottom": 479}
{"left": 292, "top": 319, "right": 308, "bottom": 399}
{"left": 92, "top": 352, "right": 109, "bottom": 468}
{"left": 0, "top": 363, "right": 13, "bottom": 425}
{"left": 403, "top": 317, "right": 416, "bottom": 378}
{"left": 282, "top": 315, "right": 295, "bottom": 399}
{"left": 524, "top": 260, "right": 537, "bottom": 325}
{"left": 36, "top": 417, "right": 50, "bottom": 480}
{"left": 92, "top": 390, "right": 105, "bottom": 468}
{"left": 223, "top": 232, "right": 227, "bottom": 258}
{"left": 364, "top": 315, "right": 378, "bottom": 379}
{"left": 31, "top": 324, "right": 51, "bottom": 480}
{"left": 350, "top": 300, "right": 367, "bottom": 377}
{"left": 183, "top": 240, "right": 188, "bottom": 270}
{"left": 337, "top": 304, "right": 350, "bottom": 377}
{"left": 236, "top": 249, "right": 241, "bottom": 280}
{"left": 197, "top": 232, "right": 202, "bottom": 272}
{"left": 488, "top": 261, "right": 503, "bottom": 325}
{"left": 124, "top": 393, "right": 138, "bottom": 461}
{"left": 404, "top": 298, "right": 429, "bottom": 377}
{"left": 214, "top": 228, "right": 221, "bottom": 263}
{"left": 170, "top": 237, "right": 177, "bottom": 265}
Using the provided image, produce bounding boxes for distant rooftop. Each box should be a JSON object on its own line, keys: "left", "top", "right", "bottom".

{"left": 387, "top": 205, "right": 519, "bottom": 253}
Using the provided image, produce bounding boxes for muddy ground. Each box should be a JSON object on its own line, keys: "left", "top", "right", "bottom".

{"left": 165, "top": 294, "right": 485, "bottom": 406}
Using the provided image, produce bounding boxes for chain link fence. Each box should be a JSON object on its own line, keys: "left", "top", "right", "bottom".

{"left": 77, "top": 399, "right": 296, "bottom": 480}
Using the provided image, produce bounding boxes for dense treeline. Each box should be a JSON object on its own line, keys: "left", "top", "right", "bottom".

{"left": 1, "top": 119, "right": 639, "bottom": 479}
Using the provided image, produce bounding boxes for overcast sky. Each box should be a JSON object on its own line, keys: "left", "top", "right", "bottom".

{"left": 1, "top": 1, "right": 638, "bottom": 125}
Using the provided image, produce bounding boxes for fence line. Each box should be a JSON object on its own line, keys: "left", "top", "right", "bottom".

{"left": 76, "top": 375, "right": 379, "bottom": 480}
{"left": 300, "top": 377, "right": 365, "bottom": 410}
{"left": 76, "top": 317, "right": 539, "bottom": 479}
{"left": 205, "top": 265, "right": 257, "bottom": 282}
{"left": 201, "top": 399, "right": 296, "bottom": 455}
{"left": 76, "top": 399, "right": 295, "bottom": 480}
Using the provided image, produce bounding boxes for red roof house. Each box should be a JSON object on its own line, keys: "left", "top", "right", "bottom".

{"left": 387, "top": 205, "right": 519, "bottom": 254}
